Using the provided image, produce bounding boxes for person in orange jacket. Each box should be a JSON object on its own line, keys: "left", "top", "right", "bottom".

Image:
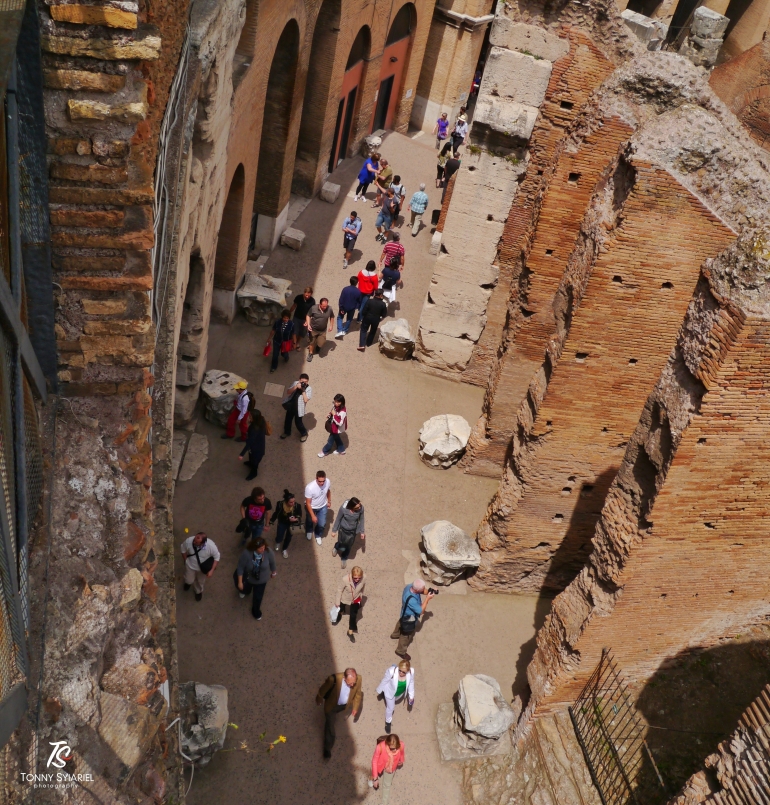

{"left": 369, "top": 733, "right": 405, "bottom": 803}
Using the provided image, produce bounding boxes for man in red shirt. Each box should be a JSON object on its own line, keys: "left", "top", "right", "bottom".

{"left": 378, "top": 231, "right": 405, "bottom": 272}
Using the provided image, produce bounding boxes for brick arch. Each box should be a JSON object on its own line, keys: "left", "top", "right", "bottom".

{"left": 373, "top": 2, "right": 417, "bottom": 131}
{"left": 733, "top": 83, "right": 770, "bottom": 113}
{"left": 214, "top": 164, "right": 245, "bottom": 291}
{"left": 253, "top": 19, "right": 300, "bottom": 220}
{"left": 235, "top": 0, "right": 258, "bottom": 58}
{"left": 291, "top": 0, "right": 342, "bottom": 197}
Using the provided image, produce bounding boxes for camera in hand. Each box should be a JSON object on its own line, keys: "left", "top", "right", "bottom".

{"left": 427, "top": 587, "right": 440, "bottom": 595}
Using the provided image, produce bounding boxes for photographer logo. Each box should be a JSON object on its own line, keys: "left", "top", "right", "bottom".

{"left": 46, "top": 741, "right": 72, "bottom": 769}
{"left": 19, "top": 741, "right": 93, "bottom": 788}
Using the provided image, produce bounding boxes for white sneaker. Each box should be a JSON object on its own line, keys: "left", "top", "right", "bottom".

{"left": 306, "top": 532, "right": 313, "bottom": 540}
{"left": 282, "top": 550, "right": 289, "bottom": 559}
{"left": 354, "top": 194, "right": 360, "bottom": 201}
{"left": 317, "top": 451, "right": 326, "bottom": 458}
{"left": 343, "top": 258, "right": 348, "bottom": 268}
{"left": 334, "top": 331, "right": 344, "bottom": 339}
{"left": 316, "top": 537, "right": 323, "bottom": 545}
{"left": 239, "top": 593, "right": 246, "bottom": 599}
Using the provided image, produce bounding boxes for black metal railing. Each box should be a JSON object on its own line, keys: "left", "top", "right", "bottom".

{"left": 569, "top": 649, "right": 666, "bottom": 805}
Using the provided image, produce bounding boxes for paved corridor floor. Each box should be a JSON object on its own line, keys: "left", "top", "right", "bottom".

{"left": 174, "top": 132, "right": 548, "bottom": 804}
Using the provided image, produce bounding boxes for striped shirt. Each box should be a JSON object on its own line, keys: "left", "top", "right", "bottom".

{"left": 381, "top": 241, "right": 405, "bottom": 266}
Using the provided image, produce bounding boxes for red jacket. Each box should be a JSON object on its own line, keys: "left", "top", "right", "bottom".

{"left": 357, "top": 269, "right": 379, "bottom": 295}
{"left": 371, "top": 740, "right": 405, "bottom": 778}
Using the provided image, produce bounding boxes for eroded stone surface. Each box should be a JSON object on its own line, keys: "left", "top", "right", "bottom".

{"left": 378, "top": 318, "right": 415, "bottom": 360}
{"left": 201, "top": 370, "right": 247, "bottom": 427}
{"left": 237, "top": 273, "right": 292, "bottom": 327}
{"left": 456, "top": 674, "right": 515, "bottom": 750}
{"left": 178, "top": 433, "right": 209, "bottom": 482}
{"left": 418, "top": 414, "right": 471, "bottom": 468}
{"left": 179, "top": 682, "right": 229, "bottom": 766}
{"left": 420, "top": 520, "right": 480, "bottom": 585}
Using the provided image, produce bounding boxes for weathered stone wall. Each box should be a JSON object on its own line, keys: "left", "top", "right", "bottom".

{"left": 523, "top": 231, "right": 770, "bottom": 723}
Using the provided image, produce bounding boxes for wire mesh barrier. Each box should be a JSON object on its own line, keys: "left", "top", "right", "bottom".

{"left": 569, "top": 649, "right": 667, "bottom": 805}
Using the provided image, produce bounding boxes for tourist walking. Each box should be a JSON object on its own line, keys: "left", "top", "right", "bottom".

{"left": 222, "top": 380, "right": 250, "bottom": 441}
{"left": 436, "top": 142, "right": 450, "bottom": 188}
{"left": 376, "top": 660, "right": 415, "bottom": 733}
{"left": 406, "top": 184, "right": 429, "bottom": 236}
{"left": 289, "top": 286, "right": 315, "bottom": 351}
{"left": 335, "top": 276, "right": 362, "bottom": 339}
{"left": 316, "top": 668, "right": 362, "bottom": 758}
{"left": 269, "top": 489, "right": 302, "bottom": 558}
{"left": 319, "top": 394, "right": 347, "bottom": 457}
{"left": 333, "top": 565, "right": 366, "bottom": 636}
{"left": 433, "top": 111, "right": 449, "bottom": 149}
{"left": 380, "top": 257, "right": 401, "bottom": 306}
{"left": 355, "top": 152, "right": 379, "bottom": 201}
{"left": 373, "top": 158, "right": 393, "bottom": 207}
{"left": 238, "top": 410, "right": 267, "bottom": 480}
{"left": 280, "top": 373, "right": 311, "bottom": 441}
{"left": 369, "top": 734, "right": 405, "bottom": 803}
{"left": 305, "top": 470, "right": 331, "bottom": 545}
{"left": 442, "top": 152, "right": 462, "bottom": 201}
{"left": 358, "top": 289, "right": 388, "bottom": 351}
{"left": 389, "top": 175, "right": 405, "bottom": 225}
{"left": 356, "top": 261, "right": 380, "bottom": 320}
{"left": 330, "top": 497, "right": 365, "bottom": 567}
{"left": 375, "top": 187, "right": 397, "bottom": 242}
{"left": 233, "top": 537, "right": 276, "bottom": 621}
{"left": 181, "top": 532, "right": 220, "bottom": 602}
{"left": 378, "top": 231, "right": 405, "bottom": 271}
{"left": 305, "top": 298, "right": 334, "bottom": 361}
{"left": 267, "top": 309, "right": 295, "bottom": 373}
{"left": 390, "top": 578, "right": 435, "bottom": 660}
{"left": 239, "top": 486, "right": 272, "bottom": 541}
{"left": 342, "top": 210, "right": 362, "bottom": 269}
{"left": 451, "top": 113, "right": 469, "bottom": 156}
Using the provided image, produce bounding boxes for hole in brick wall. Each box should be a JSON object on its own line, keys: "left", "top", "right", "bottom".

{"left": 704, "top": 522, "right": 716, "bottom": 529}
{"left": 698, "top": 437, "right": 707, "bottom": 444}
{"left": 568, "top": 172, "right": 581, "bottom": 184}
{"left": 568, "top": 475, "right": 576, "bottom": 482}
{"left": 575, "top": 352, "right": 588, "bottom": 362}
{"left": 581, "top": 484, "right": 595, "bottom": 496}
{"left": 601, "top": 427, "right": 609, "bottom": 432}
{"left": 521, "top": 307, "right": 535, "bottom": 318}
{"left": 535, "top": 542, "right": 550, "bottom": 548}
{"left": 552, "top": 514, "right": 564, "bottom": 523}
{"left": 537, "top": 170, "right": 544, "bottom": 175}
{"left": 628, "top": 358, "right": 638, "bottom": 365}
{"left": 545, "top": 249, "right": 554, "bottom": 255}
{"left": 612, "top": 275, "right": 623, "bottom": 283}
{"left": 561, "top": 487, "right": 572, "bottom": 495}
{"left": 546, "top": 420, "right": 552, "bottom": 426}
{"left": 659, "top": 593, "right": 667, "bottom": 599}
{"left": 487, "top": 214, "right": 494, "bottom": 221}
{"left": 728, "top": 590, "right": 734, "bottom": 594}
{"left": 618, "top": 441, "right": 628, "bottom": 447}
{"left": 661, "top": 281, "right": 674, "bottom": 289}
{"left": 560, "top": 100, "right": 574, "bottom": 109}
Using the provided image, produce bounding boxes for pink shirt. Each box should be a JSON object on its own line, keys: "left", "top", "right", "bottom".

{"left": 371, "top": 741, "right": 405, "bottom": 778}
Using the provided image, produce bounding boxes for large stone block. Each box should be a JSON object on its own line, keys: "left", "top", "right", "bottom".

{"left": 456, "top": 675, "right": 516, "bottom": 751}
{"left": 420, "top": 520, "right": 480, "bottom": 585}
{"left": 320, "top": 182, "right": 340, "bottom": 203}
{"left": 280, "top": 227, "right": 305, "bottom": 250}
{"left": 179, "top": 682, "right": 228, "bottom": 767}
{"left": 378, "top": 318, "right": 415, "bottom": 360}
{"left": 416, "top": 329, "right": 475, "bottom": 373}
{"left": 419, "top": 303, "right": 485, "bottom": 341}
{"left": 237, "top": 272, "right": 292, "bottom": 326}
{"left": 41, "top": 28, "right": 161, "bottom": 60}
{"left": 473, "top": 97, "right": 539, "bottom": 140}
{"left": 691, "top": 5, "right": 729, "bottom": 38}
{"left": 479, "top": 47, "right": 553, "bottom": 108}
{"left": 489, "top": 19, "right": 569, "bottom": 62}
{"left": 43, "top": 68, "right": 126, "bottom": 92}
{"left": 418, "top": 414, "right": 471, "bottom": 469}
{"left": 201, "top": 370, "right": 247, "bottom": 427}
{"left": 49, "top": 4, "right": 138, "bottom": 27}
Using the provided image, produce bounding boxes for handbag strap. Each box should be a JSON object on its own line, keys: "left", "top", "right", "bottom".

{"left": 192, "top": 541, "right": 206, "bottom": 573}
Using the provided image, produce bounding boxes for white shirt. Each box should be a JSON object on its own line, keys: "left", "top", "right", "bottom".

{"left": 305, "top": 478, "right": 330, "bottom": 510}
{"left": 181, "top": 536, "right": 221, "bottom": 571}
{"left": 235, "top": 389, "right": 250, "bottom": 421}
{"left": 454, "top": 119, "right": 468, "bottom": 139}
{"left": 337, "top": 680, "right": 351, "bottom": 707}
{"left": 284, "top": 382, "right": 312, "bottom": 416}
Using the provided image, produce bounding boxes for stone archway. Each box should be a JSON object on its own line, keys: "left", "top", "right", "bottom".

{"left": 373, "top": 3, "right": 417, "bottom": 131}
{"left": 253, "top": 20, "right": 300, "bottom": 250}
{"left": 233, "top": 0, "right": 259, "bottom": 87}
{"left": 213, "top": 163, "right": 245, "bottom": 293}
{"left": 292, "top": 0, "right": 342, "bottom": 197}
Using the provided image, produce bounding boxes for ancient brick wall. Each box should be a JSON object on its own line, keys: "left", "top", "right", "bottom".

{"left": 524, "top": 232, "right": 770, "bottom": 720}
{"left": 471, "top": 158, "right": 736, "bottom": 595}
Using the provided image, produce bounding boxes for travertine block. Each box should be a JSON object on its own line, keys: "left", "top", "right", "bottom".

{"left": 473, "top": 97, "right": 539, "bottom": 139}
{"left": 320, "top": 182, "right": 340, "bottom": 203}
{"left": 68, "top": 99, "right": 148, "bottom": 122}
{"left": 43, "top": 69, "right": 126, "bottom": 92}
{"left": 49, "top": 4, "right": 138, "bottom": 28}
{"left": 479, "top": 47, "right": 553, "bottom": 108}
{"left": 41, "top": 30, "right": 161, "bottom": 60}
{"left": 489, "top": 19, "right": 569, "bottom": 62}
{"left": 280, "top": 227, "right": 305, "bottom": 250}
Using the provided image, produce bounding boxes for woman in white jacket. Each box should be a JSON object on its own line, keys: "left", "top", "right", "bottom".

{"left": 376, "top": 660, "right": 415, "bottom": 734}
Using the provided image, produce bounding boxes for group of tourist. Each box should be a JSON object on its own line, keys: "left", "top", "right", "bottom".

{"left": 179, "top": 119, "right": 479, "bottom": 798}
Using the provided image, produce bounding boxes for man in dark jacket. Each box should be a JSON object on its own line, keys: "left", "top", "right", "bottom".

{"left": 357, "top": 288, "right": 388, "bottom": 351}
{"left": 335, "top": 276, "right": 363, "bottom": 339}
{"left": 315, "top": 667, "right": 362, "bottom": 758}
{"left": 234, "top": 537, "right": 276, "bottom": 620}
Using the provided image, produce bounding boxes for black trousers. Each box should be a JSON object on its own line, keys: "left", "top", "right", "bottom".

{"left": 324, "top": 704, "right": 345, "bottom": 754}
{"left": 233, "top": 571, "right": 267, "bottom": 618}
{"left": 270, "top": 341, "right": 289, "bottom": 370}
{"left": 334, "top": 602, "right": 361, "bottom": 631}
{"left": 283, "top": 407, "right": 307, "bottom": 436}
{"left": 359, "top": 320, "right": 379, "bottom": 347}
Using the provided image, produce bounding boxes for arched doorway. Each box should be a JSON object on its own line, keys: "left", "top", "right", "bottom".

{"left": 328, "top": 26, "right": 371, "bottom": 173}
{"left": 372, "top": 3, "right": 416, "bottom": 131}
{"left": 214, "top": 164, "right": 245, "bottom": 292}
{"left": 253, "top": 20, "right": 300, "bottom": 250}
{"left": 292, "top": 0, "right": 342, "bottom": 196}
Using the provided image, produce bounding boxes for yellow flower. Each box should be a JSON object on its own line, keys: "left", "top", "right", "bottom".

{"left": 276, "top": 736, "right": 287, "bottom": 744}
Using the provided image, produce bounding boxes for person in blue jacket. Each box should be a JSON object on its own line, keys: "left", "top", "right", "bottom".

{"left": 354, "top": 152, "right": 380, "bottom": 201}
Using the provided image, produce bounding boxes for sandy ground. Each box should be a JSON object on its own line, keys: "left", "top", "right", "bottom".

{"left": 174, "top": 132, "right": 549, "bottom": 804}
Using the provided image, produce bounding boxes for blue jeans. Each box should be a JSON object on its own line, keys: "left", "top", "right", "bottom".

{"left": 275, "top": 521, "right": 294, "bottom": 551}
{"left": 270, "top": 340, "right": 289, "bottom": 370}
{"left": 375, "top": 210, "right": 392, "bottom": 231}
{"left": 357, "top": 294, "right": 371, "bottom": 319}
{"left": 322, "top": 432, "right": 345, "bottom": 455}
{"left": 336, "top": 310, "right": 355, "bottom": 334}
{"left": 242, "top": 521, "right": 264, "bottom": 545}
{"left": 306, "top": 505, "right": 327, "bottom": 538}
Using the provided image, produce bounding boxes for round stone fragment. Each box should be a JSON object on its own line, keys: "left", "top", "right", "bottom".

{"left": 420, "top": 520, "right": 480, "bottom": 586}
{"left": 418, "top": 414, "right": 471, "bottom": 468}
{"left": 379, "top": 318, "right": 415, "bottom": 360}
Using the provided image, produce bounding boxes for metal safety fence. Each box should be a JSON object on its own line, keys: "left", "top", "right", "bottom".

{"left": 569, "top": 649, "right": 667, "bottom": 805}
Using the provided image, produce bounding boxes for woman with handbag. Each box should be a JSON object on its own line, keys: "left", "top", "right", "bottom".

{"left": 333, "top": 565, "right": 366, "bottom": 636}
{"left": 369, "top": 734, "right": 405, "bottom": 803}
{"left": 267, "top": 310, "right": 295, "bottom": 373}
{"left": 318, "top": 394, "right": 347, "bottom": 457}
{"left": 233, "top": 537, "right": 276, "bottom": 620}
{"left": 238, "top": 410, "right": 268, "bottom": 480}
{"left": 269, "top": 489, "right": 302, "bottom": 559}
{"left": 330, "top": 497, "right": 365, "bottom": 568}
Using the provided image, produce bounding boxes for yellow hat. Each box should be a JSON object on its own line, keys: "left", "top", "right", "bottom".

{"left": 234, "top": 381, "right": 248, "bottom": 390}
